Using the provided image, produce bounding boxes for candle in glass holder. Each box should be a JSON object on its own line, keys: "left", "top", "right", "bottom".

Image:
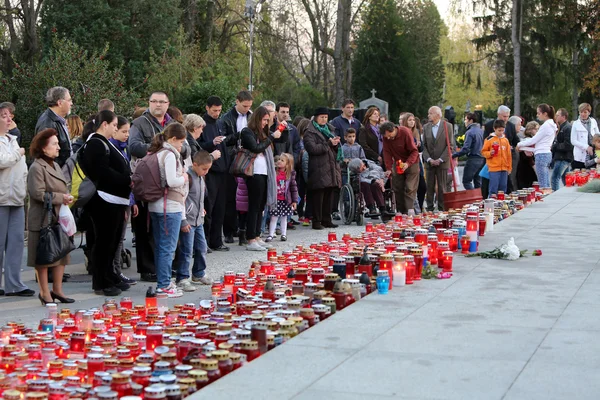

{"left": 120, "top": 297, "right": 133, "bottom": 310}
{"left": 460, "top": 236, "right": 470, "bottom": 254}
{"left": 328, "top": 231, "right": 337, "bottom": 242}
{"left": 414, "top": 229, "right": 428, "bottom": 245}
{"left": 394, "top": 214, "right": 403, "bottom": 223}
{"left": 478, "top": 216, "right": 487, "bottom": 236}
{"left": 442, "top": 251, "right": 453, "bottom": 272}
{"left": 145, "top": 326, "right": 163, "bottom": 351}
{"left": 565, "top": 172, "right": 575, "bottom": 187}
{"left": 69, "top": 332, "right": 85, "bottom": 358}
{"left": 405, "top": 255, "right": 415, "bottom": 285}
{"left": 497, "top": 191, "right": 505, "bottom": 200}
{"left": 438, "top": 241, "right": 449, "bottom": 266}
{"left": 86, "top": 353, "right": 105, "bottom": 382}
{"left": 365, "top": 222, "right": 374, "bottom": 233}
{"left": 449, "top": 229, "right": 459, "bottom": 252}
{"left": 379, "top": 254, "right": 393, "bottom": 289}
{"left": 427, "top": 235, "right": 438, "bottom": 265}
{"left": 392, "top": 254, "right": 406, "bottom": 287}
{"left": 410, "top": 248, "right": 423, "bottom": 281}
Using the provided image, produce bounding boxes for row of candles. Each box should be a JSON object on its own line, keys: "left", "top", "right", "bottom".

{"left": 0, "top": 191, "right": 543, "bottom": 399}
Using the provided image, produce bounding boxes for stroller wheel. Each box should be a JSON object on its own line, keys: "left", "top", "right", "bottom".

{"left": 122, "top": 249, "right": 132, "bottom": 269}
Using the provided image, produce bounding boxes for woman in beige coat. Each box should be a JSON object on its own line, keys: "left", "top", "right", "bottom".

{"left": 27, "top": 128, "right": 75, "bottom": 305}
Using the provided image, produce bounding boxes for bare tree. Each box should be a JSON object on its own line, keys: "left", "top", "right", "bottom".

{"left": 511, "top": 0, "right": 521, "bottom": 115}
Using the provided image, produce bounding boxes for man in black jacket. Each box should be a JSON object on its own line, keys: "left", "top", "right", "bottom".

{"left": 199, "top": 96, "right": 240, "bottom": 251}
{"left": 551, "top": 108, "right": 573, "bottom": 190}
{"left": 128, "top": 91, "right": 173, "bottom": 283}
{"left": 220, "top": 91, "right": 253, "bottom": 243}
{"left": 484, "top": 105, "right": 519, "bottom": 193}
{"left": 35, "top": 87, "right": 73, "bottom": 167}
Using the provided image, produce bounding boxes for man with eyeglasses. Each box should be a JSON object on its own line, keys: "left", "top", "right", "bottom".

{"left": 129, "top": 91, "right": 174, "bottom": 283}
{"left": 34, "top": 86, "right": 74, "bottom": 167}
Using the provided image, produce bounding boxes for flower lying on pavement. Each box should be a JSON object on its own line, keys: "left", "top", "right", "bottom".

{"left": 532, "top": 249, "right": 542, "bottom": 256}
{"left": 465, "top": 237, "right": 527, "bottom": 260}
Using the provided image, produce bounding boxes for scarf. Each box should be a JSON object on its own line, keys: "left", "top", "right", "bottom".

{"left": 580, "top": 117, "right": 591, "bottom": 136}
{"left": 370, "top": 123, "right": 383, "bottom": 155}
{"left": 109, "top": 138, "right": 130, "bottom": 161}
{"left": 312, "top": 121, "right": 343, "bottom": 162}
{"left": 265, "top": 146, "right": 278, "bottom": 209}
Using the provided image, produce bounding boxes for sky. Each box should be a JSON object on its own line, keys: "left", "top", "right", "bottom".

{"left": 434, "top": 0, "right": 452, "bottom": 20}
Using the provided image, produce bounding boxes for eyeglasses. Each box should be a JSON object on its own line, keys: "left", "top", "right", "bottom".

{"left": 150, "top": 100, "right": 169, "bottom": 104}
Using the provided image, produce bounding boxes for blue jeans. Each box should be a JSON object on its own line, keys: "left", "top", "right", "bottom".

{"left": 534, "top": 153, "right": 552, "bottom": 188}
{"left": 488, "top": 171, "right": 508, "bottom": 196}
{"left": 150, "top": 212, "right": 182, "bottom": 289}
{"left": 551, "top": 160, "right": 570, "bottom": 191}
{"left": 462, "top": 157, "right": 486, "bottom": 190}
{"left": 174, "top": 224, "right": 208, "bottom": 281}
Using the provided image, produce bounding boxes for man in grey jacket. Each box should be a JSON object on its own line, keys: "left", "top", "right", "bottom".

{"left": 129, "top": 91, "right": 173, "bottom": 283}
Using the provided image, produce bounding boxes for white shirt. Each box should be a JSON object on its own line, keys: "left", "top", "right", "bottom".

{"left": 236, "top": 113, "right": 249, "bottom": 133}
{"left": 518, "top": 119, "right": 556, "bottom": 155}
{"left": 253, "top": 153, "right": 268, "bottom": 175}
{"left": 432, "top": 122, "right": 440, "bottom": 139}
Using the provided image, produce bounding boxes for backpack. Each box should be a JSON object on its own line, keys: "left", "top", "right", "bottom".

{"left": 131, "top": 149, "right": 167, "bottom": 202}
{"left": 62, "top": 138, "right": 109, "bottom": 209}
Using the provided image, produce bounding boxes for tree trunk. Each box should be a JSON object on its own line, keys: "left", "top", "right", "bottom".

{"left": 572, "top": 46, "right": 579, "bottom": 119}
{"left": 20, "top": 0, "right": 42, "bottom": 63}
{"left": 333, "top": 0, "right": 351, "bottom": 107}
{"left": 2, "top": 0, "right": 19, "bottom": 75}
{"left": 201, "top": 0, "right": 215, "bottom": 51}
{"left": 511, "top": 0, "right": 521, "bottom": 116}
{"left": 182, "top": 0, "right": 198, "bottom": 43}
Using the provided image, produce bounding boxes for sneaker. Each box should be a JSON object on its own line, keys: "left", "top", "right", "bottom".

{"left": 176, "top": 279, "right": 197, "bottom": 292}
{"left": 115, "top": 281, "right": 131, "bottom": 291}
{"left": 158, "top": 283, "right": 183, "bottom": 298}
{"left": 192, "top": 276, "right": 212, "bottom": 285}
{"left": 290, "top": 219, "right": 300, "bottom": 225}
{"left": 302, "top": 218, "right": 310, "bottom": 227}
{"left": 246, "top": 241, "right": 267, "bottom": 251}
{"left": 332, "top": 212, "right": 341, "bottom": 220}
{"left": 257, "top": 238, "right": 268, "bottom": 247}
{"left": 119, "top": 273, "right": 137, "bottom": 285}
{"left": 287, "top": 222, "right": 296, "bottom": 230}
{"left": 265, "top": 236, "right": 273, "bottom": 243}
{"left": 281, "top": 235, "right": 287, "bottom": 241}
{"left": 140, "top": 273, "right": 157, "bottom": 282}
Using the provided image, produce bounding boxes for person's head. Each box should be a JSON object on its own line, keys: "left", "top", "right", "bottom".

{"left": 260, "top": 100, "right": 276, "bottom": 125}
{"left": 344, "top": 128, "right": 356, "bottom": 145}
{"left": 114, "top": 116, "right": 130, "bottom": 143}
{"left": 556, "top": 108, "right": 569, "bottom": 125}
{"left": 341, "top": 99, "right": 355, "bottom": 118}
{"left": 592, "top": 134, "right": 600, "bottom": 150}
{"left": 0, "top": 102, "right": 15, "bottom": 119}
{"left": 192, "top": 150, "right": 213, "bottom": 177}
{"left": 465, "top": 112, "right": 478, "bottom": 127}
{"left": 379, "top": 113, "right": 388, "bottom": 125}
{"left": 427, "top": 106, "right": 442, "bottom": 124}
{"left": 524, "top": 121, "right": 539, "bottom": 138}
{"left": 247, "top": 106, "right": 271, "bottom": 140}
{"left": 149, "top": 91, "right": 169, "bottom": 119}
{"left": 496, "top": 105, "right": 511, "bottom": 122}
{"left": 149, "top": 122, "right": 187, "bottom": 154}
{"left": 362, "top": 107, "right": 380, "bottom": 126}
{"left": 508, "top": 115, "right": 521, "bottom": 132}
{"left": 97, "top": 99, "right": 115, "bottom": 112}
{"left": 66, "top": 115, "right": 83, "bottom": 140}
{"left": 380, "top": 122, "right": 397, "bottom": 139}
{"left": 236, "top": 90, "right": 254, "bottom": 115}
{"left": 46, "top": 87, "right": 72, "bottom": 117}
{"left": 292, "top": 115, "right": 304, "bottom": 127}
{"left": 313, "top": 107, "right": 329, "bottom": 126}
{"left": 536, "top": 104, "right": 555, "bottom": 122}
{"left": 29, "top": 128, "right": 59, "bottom": 159}
{"left": 296, "top": 118, "right": 311, "bottom": 139}
{"left": 132, "top": 106, "right": 146, "bottom": 119}
{"left": 183, "top": 114, "right": 206, "bottom": 140}
{"left": 274, "top": 153, "right": 293, "bottom": 179}
{"left": 94, "top": 110, "right": 118, "bottom": 138}
{"left": 578, "top": 103, "right": 592, "bottom": 120}
{"left": 167, "top": 106, "right": 184, "bottom": 123}
{"left": 205, "top": 96, "right": 223, "bottom": 119}
{"left": 0, "top": 104, "right": 12, "bottom": 133}
{"left": 348, "top": 158, "right": 366, "bottom": 174}
{"left": 493, "top": 119, "right": 506, "bottom": 136}
{"left": 400, "top": 113, "right": 416, "bottom": 129}
{"left": 276, "top": 102, "right": 291, "bottom": 123}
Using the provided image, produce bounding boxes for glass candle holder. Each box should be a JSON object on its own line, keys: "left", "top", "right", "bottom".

{"left": 145, "top": 326, "right": 163, "bottom": 351}
{"left": 442, "top": 251, "right": 453, "bottom": 272}
{"left": 376, "top": 270, "right": 390, "bottom": 294}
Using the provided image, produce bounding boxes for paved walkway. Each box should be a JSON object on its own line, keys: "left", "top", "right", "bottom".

{"left": 191, "top": 187, "right": 600, "bottom": 400}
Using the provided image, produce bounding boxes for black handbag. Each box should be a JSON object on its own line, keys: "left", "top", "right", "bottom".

{"left": 35, "top": 192, "right": 75, "bottom": 265}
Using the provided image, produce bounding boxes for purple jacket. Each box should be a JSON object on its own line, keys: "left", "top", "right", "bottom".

{"left": 236, "top": 177, "right": 249, "bottom": 212}
{"left": 283, "top": 170, "right": 299, "bottom": 206}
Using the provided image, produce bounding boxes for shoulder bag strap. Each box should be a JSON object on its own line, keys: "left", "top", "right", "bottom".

{"left": 443, "top": 122, "right": 458, "bottom": 193}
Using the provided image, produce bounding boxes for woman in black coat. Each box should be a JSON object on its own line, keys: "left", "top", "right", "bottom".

{"left": 240, "top": 106, "right": 281, "bottom": 251}
{"left": 359, "top": 107, "right": 383, "bottom": 164}
{"left": 303, "top": 107, "right": 342, "bottom": 230}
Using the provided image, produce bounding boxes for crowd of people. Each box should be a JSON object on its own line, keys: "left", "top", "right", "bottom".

{"left": 0, "top": 86, "right": 598, "bottom": 302}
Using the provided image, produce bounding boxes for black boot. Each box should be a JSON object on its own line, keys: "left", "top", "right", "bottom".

{"left": 238, "top": 230, "right": 248, "bottom": 246}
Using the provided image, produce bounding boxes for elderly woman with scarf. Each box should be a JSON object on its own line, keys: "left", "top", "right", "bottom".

{"left": 241, "top": 106, "right": 280, "bottom": 251}
{"left": 304, "top": 107, "right": 342, "bottom": 230}
{"left": 359, "top": 107, "right": 383, "bottom": 164}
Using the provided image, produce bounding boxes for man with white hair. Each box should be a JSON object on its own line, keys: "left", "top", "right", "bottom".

{"left": 484, "top": 105, "right": 520, "bottom": 191}
{"left": 422, "top": 106, "right": 455, "bottom": 211}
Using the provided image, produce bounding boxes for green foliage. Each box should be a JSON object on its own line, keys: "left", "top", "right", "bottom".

{"left": 39, "top": 0, "right": 182, "bottom": 85}
{"left": 0, "top": 37, "right": 139, "bottom": 147}
{"left": 352, "top": 0, "right": 445, "bottom": 119}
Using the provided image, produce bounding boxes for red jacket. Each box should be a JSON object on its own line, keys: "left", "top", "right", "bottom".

{"left": 382, "top": 126, "right": 419, "bottom": 171}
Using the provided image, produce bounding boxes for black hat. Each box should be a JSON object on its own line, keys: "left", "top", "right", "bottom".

{"left": 314, "top": 107, "right": 329, "bottom": 117}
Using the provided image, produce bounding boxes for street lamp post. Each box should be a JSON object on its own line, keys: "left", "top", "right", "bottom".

{"left": 245, "top": 0, "right": 266, "bottom": 92}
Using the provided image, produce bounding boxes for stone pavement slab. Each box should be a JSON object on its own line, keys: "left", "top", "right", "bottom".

{"left": 191, "top": 187, "right": 600, "bottom": 400}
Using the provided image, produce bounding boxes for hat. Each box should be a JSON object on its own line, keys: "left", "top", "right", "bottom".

{"left": 348, "top": 158, "right": 365, "bottom": 174}
{"left": 313, "top": 107, "right": 329, "bottom": 117}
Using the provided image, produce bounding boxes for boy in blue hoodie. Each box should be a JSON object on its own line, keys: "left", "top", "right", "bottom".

{"left": 174, "top": 150, "right": 213, "bottom": 291}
